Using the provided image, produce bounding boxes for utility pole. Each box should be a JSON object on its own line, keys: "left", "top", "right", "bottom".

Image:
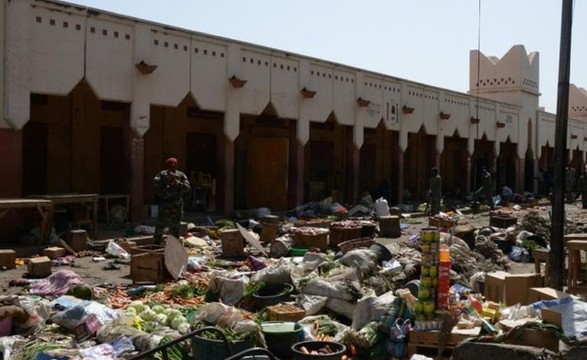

{"left": 550, "top": 0, "right": 573, "bottom": 290}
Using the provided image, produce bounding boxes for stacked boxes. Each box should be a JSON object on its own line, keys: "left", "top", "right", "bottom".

{"left": 415, "top": 228, "right": 441, "bottom": 325}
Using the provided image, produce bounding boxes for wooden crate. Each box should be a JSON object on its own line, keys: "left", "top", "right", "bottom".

{"left": 130, "top": 246, "right": 170, "bottom": 283}
{"left": 220, "top": 229, "right": 245, "bottom": 257}
{"left": 27, "top": 256, "right": 52, "bottom": 277}
{"left": 408, "top": 329, "right": 473, "bottom": 357}
{"left": 42, "top": 247, "right": 67, "bottom": 260}
{"left": 0, "top": 250, "right": 16, "bottom": 269}
{"left": 428, "top": 217, "right": 456, "bottom": 229}
{"left": 329, "top": 226, "right": 362, "bottom": 247}
{"left": 489, "top": 215, "right": 517, "bottom": 228}
{"left": 293, "top": 232, "right": 329, "bottom": 251}
{"left": 337, "top": 237, "right": 375, "bottom": 254}
{"left": 266, "top": 304, "right": 306, "bottom": 322}
{"left": 66, "top": 229, "right": 88, "bottom": 252}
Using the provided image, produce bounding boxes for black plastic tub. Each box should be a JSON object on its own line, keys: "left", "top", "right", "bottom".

{"left": 253, "top": 283, "right": 294, "bottom": 309}
{"left": 291, "top": 341, "right": 347, "bottom": 360}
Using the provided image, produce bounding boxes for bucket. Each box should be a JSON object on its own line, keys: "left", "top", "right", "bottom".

{"left": 291, "top": 341, "right": 347, "bottom": 360}
{"left": 191, "top": 327, "right": 255, "bottom": 360}
{"left": 269, "top": 239, "right": 292, "bottom": 258}
{"left": 253, "top": 283, "right": 294, "bottom": 309}
{"left": 262, "top": 321, "right": 303, "bottom": 359}
{"left": 360, "top": 223, "right": 377, "bottom": 238}
{"left": 379, "top": 215, "right": 401, "bottom": 238}
{"left": 290, "top": 246, "right": 309, "bottom": 257}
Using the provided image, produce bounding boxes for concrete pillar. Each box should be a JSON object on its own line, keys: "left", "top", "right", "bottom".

{"left": 0, "top": 129, "right": 22, "bottom": 197}
{"left": 351, "top": 145, "right": 360, "bottom": 202}
{"left": 288, "top": 128, "right": 305, "bottom": 207}
{"left": 466, "top": 156, "right": 472, "bottom": 195}
{"left": 220, "top": 136, "right": 235, "bottom": 216}
{"left": 128, "top": 134, "right": 144, "bottom": 223}
{"left": 398, "top": 150, "right": 405, "bottom": 204}
{"left": 517, "top": 157, "right": 525, "bottom": 193}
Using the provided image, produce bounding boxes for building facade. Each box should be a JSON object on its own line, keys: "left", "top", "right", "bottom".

{"left": 1, "top": 0, "right": 587, "bottom": 228}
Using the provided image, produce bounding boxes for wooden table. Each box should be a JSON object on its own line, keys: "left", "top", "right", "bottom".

{"left": 28, "top": 194, "right": 99, "bottom": 235}
{"left": 0, "top": 198, "right": 54, "bottom": 243}
{"left": 99, "top": 194, "right": 130, "bottom": 223}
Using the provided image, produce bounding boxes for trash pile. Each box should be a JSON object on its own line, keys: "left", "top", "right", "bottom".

{"left": 0, "top": 198, "right": 583, "bottom": 360}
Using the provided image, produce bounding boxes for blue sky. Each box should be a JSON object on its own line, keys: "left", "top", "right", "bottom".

{"left": 69, "top": 0, "right": 585, "bottom": 114}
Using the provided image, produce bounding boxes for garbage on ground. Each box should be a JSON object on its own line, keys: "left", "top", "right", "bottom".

{"left": 2, "top": 196, "right": 584, "bottom": 359}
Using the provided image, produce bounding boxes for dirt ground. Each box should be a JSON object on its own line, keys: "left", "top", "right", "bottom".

{"left": 1, "top": 202, "right": 585, "bottom": 296}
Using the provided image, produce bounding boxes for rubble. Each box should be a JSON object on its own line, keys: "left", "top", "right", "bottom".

{"left": 0, "top": 198, "right": 586, "bottom": 360}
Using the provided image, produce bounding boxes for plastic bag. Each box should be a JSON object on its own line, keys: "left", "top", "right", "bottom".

{"left": 50, "top": 300, "right": 120, "bottom": 330}
{"left": 206, "top": 275, "right": 245, "bottom": 305}
{"left": 352, "top": 290, "right": 396, "bottom": 330}
{"left": 105, "top": 240, "right": 130, "bottom": 259}
{"left": 192, "top": 302, "right": 244, "bottom": 329}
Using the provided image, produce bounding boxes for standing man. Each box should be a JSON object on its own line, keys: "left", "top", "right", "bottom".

{"left": 565, "top": 164, "right": 576, "bottom": 203}
{"left": 481, "top": 167, "right": 494, "bottom": 210}
{"left": 428, "top": 167, "right": 442, "bottom": 215}
{"left": 153, "top": 157, "right": 191, "bottom": 245}
{"left": 578, "top": 165, "right": 587, "bottom": 209}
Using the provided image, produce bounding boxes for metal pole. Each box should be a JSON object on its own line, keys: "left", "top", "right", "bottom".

{"left": 550, "top": 0, "right": 573, "bottom": 290}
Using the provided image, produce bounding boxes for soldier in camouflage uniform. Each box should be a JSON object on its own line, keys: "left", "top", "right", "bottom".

{"left": 153, "top": 157, "right": 191, "bottom": 245}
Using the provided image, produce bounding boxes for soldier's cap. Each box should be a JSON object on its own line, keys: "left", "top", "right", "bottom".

{"left": 166, "top": 157, "right": 178, "bottom": 166}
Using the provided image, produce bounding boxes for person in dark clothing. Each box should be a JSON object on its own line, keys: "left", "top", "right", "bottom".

{"left": 428, "top": 167, "right": 442, "bottom": 215}
{"left": 565, "top": 164, "right": 577, "bottom": 203}
{"left": 153, "top": 157, "right": 191, "bottom": 244}
{"left": 579, "top": 165, "right": 587, "bottom": 209}
{"left": 474, "top": 167, "right": 494, "bottom": 209}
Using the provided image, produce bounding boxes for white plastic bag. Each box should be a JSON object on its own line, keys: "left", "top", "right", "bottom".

{"left": 105, "top": 240, "right": 130, "bottom": 259}
{"left": 374, "top": 197, "right": 390, "bottom": 217}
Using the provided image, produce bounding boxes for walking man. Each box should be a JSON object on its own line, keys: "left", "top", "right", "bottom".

{"left": 153, "top": 157, "right": 191, "bottom": 245}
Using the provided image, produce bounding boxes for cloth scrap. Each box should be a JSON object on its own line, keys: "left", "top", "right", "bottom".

{"left": 29, "top": 270, "right": 85, "bottom": 296}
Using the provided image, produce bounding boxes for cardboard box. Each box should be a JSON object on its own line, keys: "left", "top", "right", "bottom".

{"left": 130, "top": 246, "right": 170, "bottom": 283}
{"left": 42, "top": 247, "right": 67, "bottom": 260}
{"left": 27, "top": 256, "right": 52, "bottom": 277}
{"left": 73, "top": 314, "right": 103, "bottom": 341}
{"left": 504, "top": 273, "right": 543, "bottom": 305}
{"left": 541, "top": 308, "right": 562, "bottom": 328}
{"left": 0, "top": 249, "right": 16, "bottom": 269}
{"left": 484, "top": 271, "right": 508, "bottom": 303}
{"left": 505, "top": 328, "right": 559, "bottom": 352}
{"left": 528, "top": 287, "right": 570, "bottom": 304}
{"left": 484, "top": 272, "right": 543, "bottom": 305}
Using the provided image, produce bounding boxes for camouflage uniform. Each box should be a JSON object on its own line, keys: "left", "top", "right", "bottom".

{"left": 153, "top": 169, "right": 191, "bottom": 244}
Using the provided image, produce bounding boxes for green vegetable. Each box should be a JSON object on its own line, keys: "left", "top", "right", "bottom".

{"left": 139, "top": 309, "right": 157, "bottom": 321}
{"left": 171, "top": 315, "right": 187, "bottom": 330}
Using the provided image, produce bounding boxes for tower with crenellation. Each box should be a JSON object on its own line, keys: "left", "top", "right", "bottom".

{"left": 569, "top": 84, "right": 587, "bottom": 121}
{"left": 469, "top": 44, "right": 540, "bottom": 112}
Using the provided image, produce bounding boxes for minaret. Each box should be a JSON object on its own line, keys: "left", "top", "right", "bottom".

{"left": 569, "top": 84, "right": 587, "bottom": 121}
{"left": 469, "top": 44, "right": 540, "bottom": 111}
